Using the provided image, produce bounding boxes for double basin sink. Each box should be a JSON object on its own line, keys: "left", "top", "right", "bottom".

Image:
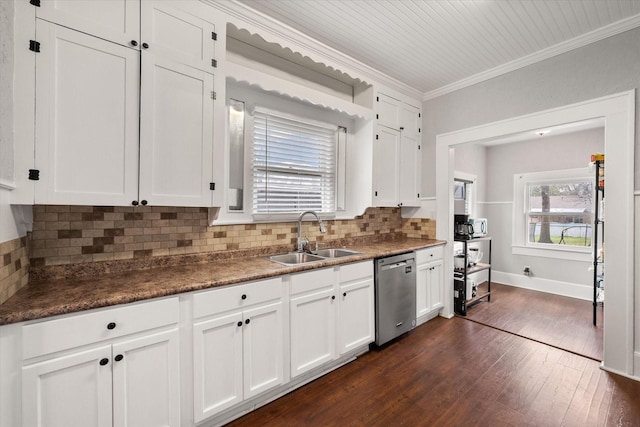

{"left": 269, "top": 248, "right": 360, "bottom": 266}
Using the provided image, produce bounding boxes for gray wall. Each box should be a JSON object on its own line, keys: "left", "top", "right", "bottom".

{"left": 422, "top": 26, "right": 640, "bottom": 196}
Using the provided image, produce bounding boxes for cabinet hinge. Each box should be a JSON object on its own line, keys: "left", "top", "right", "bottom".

{"left": 29, "top": 40, "right": 40, "bottom": 52}
{"left": 209, "top": 182, "right": 216, "bottom": 191}
{"left": 376, "top": 96, "right": 379, "bottom": 102}
{"left": 418, "top": 145, "right": 421, "bottom": 150}
{"left": 374, "top": 191, "right": 378, "bottom": 197}
{"left": 29, "top": 0, "right": 41, "bottom": 6}
{"left": 376, "top": 113, "right": 379, "bottom": 120}
{"left": 375, "top": 134, "right": 379, "bottom": 140}
{"left": 418, "top": 112, "right": 421, "bottom": 118}
{"left": 28, "top": 169, "right": 40, "bottom": 181}
{"left": 211, "top": 91, "right": 216, "bottom": 100}
{"left": 418, "top": 128, "right": 421, "bottom": 133}
{"left": 211, "top": 59, "right": 217, "bottom": 68}
{"left": 417, "top": 193, "right": 420, "bottom": 198}
{"left": 211, "top": 31, "right": 217, "bottom": 41}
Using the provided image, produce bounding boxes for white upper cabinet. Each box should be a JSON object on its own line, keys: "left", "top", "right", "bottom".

{"left": 34, "top": 21, "right": 140, "bottom": 206}
{"left": 31, "top": 0, "right": 217, "bottom": 207}
{"left": 138, "top": 2, "right": 215, "bottom": 206}
{"left": 373, "top": 92, "right": 422, "bottom": 207}
{"left": 35, "top": 0, "right": 140, "bottom": 48}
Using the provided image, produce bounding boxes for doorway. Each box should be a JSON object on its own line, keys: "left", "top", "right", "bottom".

{"left": 435, "top": 91, "right": 635, "bottom": 377}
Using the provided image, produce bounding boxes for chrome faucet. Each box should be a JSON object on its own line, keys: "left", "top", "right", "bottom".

{"left": 297, "top": 210, "right": 326, "bottom": 252}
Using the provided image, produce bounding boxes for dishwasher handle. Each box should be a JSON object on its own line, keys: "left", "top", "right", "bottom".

{"left": 379, "top": 260, "right": 412, "bottom": 272}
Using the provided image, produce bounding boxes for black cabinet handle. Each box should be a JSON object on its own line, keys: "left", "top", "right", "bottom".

{"left": 107, "top": 322, "right": 116, "bottom": 330}
{"left": 241, "top": 294, "right": 247, "bottom": 300}
{"left": 140, "top": 200, "right": 148, "bottom": 206}
{"left": 114, "top": 354, "right": 124, "bottom": 362}
{"left": 142, "top": 42, "right": 149, "bottom": 49}
{"left": 130, "top": 40, "right": 138, "bottom": 47}
{"left": 245, "top": 319, "right": 250, "bottom": 325}
{"left": 131, "top": 200, "right": 139, "bottom": 206}
{"left": 99, "top": 358, "right": 109, "bottom": 366}
{"left": 237, "top": 321, "right": 243, "bottom": 327}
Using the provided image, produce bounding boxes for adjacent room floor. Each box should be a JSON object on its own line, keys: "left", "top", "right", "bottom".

{"left": 227, "top": 312, "right": 637, "bottom": 426}
{"left": 464, "top": 282, "right": 604, "bottom": 361}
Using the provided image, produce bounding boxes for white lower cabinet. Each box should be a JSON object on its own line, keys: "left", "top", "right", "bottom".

{"left": 290, "top": 261, "right": 374, "bottom": 378}
{"left": 21, "top": 298, "right": 180, "bottom": 427}
{"left": 416, "top": 246, "right": 445, "bottom": 319}
{"left": 192, "top": 277, "right": 285, "bottom": 422}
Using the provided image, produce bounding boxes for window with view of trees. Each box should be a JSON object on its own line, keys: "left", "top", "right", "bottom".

{"left": 525, "top": 181, "right": 593, "bottom": 247}
{"left": 252, "top": 108, "right": 337, "bottom": 215}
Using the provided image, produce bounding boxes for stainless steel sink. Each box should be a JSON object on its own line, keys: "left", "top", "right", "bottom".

{"left": 268, "top": 248, "right": 361, "bottom": 266}
{"left": 313, "top": 248, "right": 360, "bottom": 258}
{"left": 269, "top": 252, "right": 325, "bottom": 266}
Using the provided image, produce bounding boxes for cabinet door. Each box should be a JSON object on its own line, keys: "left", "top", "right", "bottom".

{"left": 376, "top": 93, "right": 401, "bottom": 129}
{"left": 372, "top": 126, "right": 399, "bottom": 207}
{"left": 138, "top": 56, "right": 214, "bottom": 207}
{"left": 35, "top": 0, "right": 140, "bottom": 47}
{"left": 141, "top": 1, "right": 215, "bottom": 73}
{"left": 112, "top": 329, "right": 180, "bottom": 427}
{"left": 399, "top": 103, "right": 420, "bottom": 135}
{"left": 34, "top": 21, "right": 140, "bottom": 205}
{"left": 193, "top": 312, "right": 243, "bottom": 422}
{"left": 290, "top": 288, "right": 336, "bottom": 377}
{"left": 416, "top": 262, "right": 430, "bottom": 318}
{"left": 428, "top": 260, "right": 444, "bottom": 311}
{"left": 338, "top": 278, "right": 374, "bottom": 354}
{"left": 243, "top": 302, "right": 284, "bottom": 399}
{"left": 398, "top": 131, "right": 420, "bottom": 206}
{"left": 22, "top": 345, "right": 113, "bottom": 427}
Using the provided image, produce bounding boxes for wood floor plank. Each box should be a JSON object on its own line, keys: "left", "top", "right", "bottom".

{"left": 226, "top": 316, "right": 638, "bottom": 427}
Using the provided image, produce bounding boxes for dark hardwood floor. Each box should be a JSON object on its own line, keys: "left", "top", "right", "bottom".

{"left": 227, "top": 316, "right": 639, "bottom": 426}
{"left": 465, "top": 282, "right": 603, "bottom": 361}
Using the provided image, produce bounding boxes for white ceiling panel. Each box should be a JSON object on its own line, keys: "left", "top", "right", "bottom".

{"left": 234, "top": 0, "right": 640, "bottom": 97}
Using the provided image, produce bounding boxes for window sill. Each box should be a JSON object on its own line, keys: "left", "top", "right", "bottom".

{"left": 511, "top": 244, "right": 592, "bottom": 262}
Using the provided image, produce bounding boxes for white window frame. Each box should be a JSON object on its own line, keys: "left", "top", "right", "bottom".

{"left": 512, "top": 167, "right": 593, "bottom": 261}
{"left": 251, "top": 107, "right": 338, "bottom": 220}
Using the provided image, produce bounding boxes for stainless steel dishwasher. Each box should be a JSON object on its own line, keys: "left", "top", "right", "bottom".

{"left": 374, "top": 252, "right": 416, "bottom": 346}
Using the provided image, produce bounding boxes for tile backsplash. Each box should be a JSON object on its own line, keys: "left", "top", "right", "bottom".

{"left": 27, "top": 205, "right": 434, "bottom": 281}
{"left": 0, "top": 236, "right": 29, "bottom": 304}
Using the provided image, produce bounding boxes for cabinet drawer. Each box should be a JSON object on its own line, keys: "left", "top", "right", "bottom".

{"left": 23, "top": 297, "right": 179, "bottom": 360}
{"left": 416, "top": 245, "right": 444, "bottom": 264}
{"left": 193, "top": 277, "right": 283, "bottom": 319}
{"left": 290, "top": 267, "right": 335, "bottom": 295}
{"left": 338, "top": 261, "right": 373, "bottom": 284}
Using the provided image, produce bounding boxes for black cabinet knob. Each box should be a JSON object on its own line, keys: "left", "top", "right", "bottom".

{"left": 331, "top": 295, "right": 335, "bottom": 300}
{"left": 107, "top": 322, "right": 116, "bottom": 330}
{"left": 140, "top": 200, "right": 148, "bottom": 206}
{"left": 245, "top": 319, "right": 250, "bottom": 325}
{"left": 114, "top": 354, "right": 124, "bottom": 362}
{"left": 241, "top": 294, "right": 247, "bottom": 300}
{"left": 343, "top": 292, "right": 347, "bottom": 297}
{"left": 237, "top": 321, "right": 243, "bottom": 327}
{"left": 131, "top": 200, "right": 139, "bottom": 206}
{"left": 99, "top": 358, "right": 109, "bottom": 366}
{"left": 142, "top": 42, "right": 149, "bottom": 49}
{"left": 130, "top": 40, "right": 138, "bottom": 47}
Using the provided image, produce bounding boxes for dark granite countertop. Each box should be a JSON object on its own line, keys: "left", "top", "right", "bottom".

{"left": 0, "top": 238, "right": 445, "bottom": 325}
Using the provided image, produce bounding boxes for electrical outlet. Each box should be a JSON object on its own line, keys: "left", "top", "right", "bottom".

{"left": 523, "top": 266, "right": 531, "bottom": 276}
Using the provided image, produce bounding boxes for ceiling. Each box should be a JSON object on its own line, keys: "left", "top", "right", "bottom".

{"left": 234, "top": 0, "right": 640, "bottom": 98}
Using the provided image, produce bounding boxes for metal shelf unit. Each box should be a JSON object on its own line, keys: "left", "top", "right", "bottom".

{"left": 453, "top": 236, "right": 492, "bottom": 316}
{"left": 592, "top": 159, "right": 604, "bottom": 325}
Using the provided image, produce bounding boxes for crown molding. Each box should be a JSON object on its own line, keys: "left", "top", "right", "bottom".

{"left": 202, "top": 0, "right": 422, "bottom": 100}
{"left": 423, "top": 13, "right": 640, "bottom": 101}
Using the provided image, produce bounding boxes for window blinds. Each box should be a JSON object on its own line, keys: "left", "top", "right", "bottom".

{"left": 252, "top": 109, "right": 337, "bottom": 214}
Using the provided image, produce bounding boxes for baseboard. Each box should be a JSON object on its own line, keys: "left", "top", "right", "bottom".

{"left": 492, "top": 271, "right": 592, "bottom": 301}
{"left": 600, "top": 359, "right": 640, "bottom": 382}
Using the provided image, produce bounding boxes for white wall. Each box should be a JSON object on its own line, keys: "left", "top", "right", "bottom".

{"left": 424, "top": 27, "right": 640, "bottom": 378}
